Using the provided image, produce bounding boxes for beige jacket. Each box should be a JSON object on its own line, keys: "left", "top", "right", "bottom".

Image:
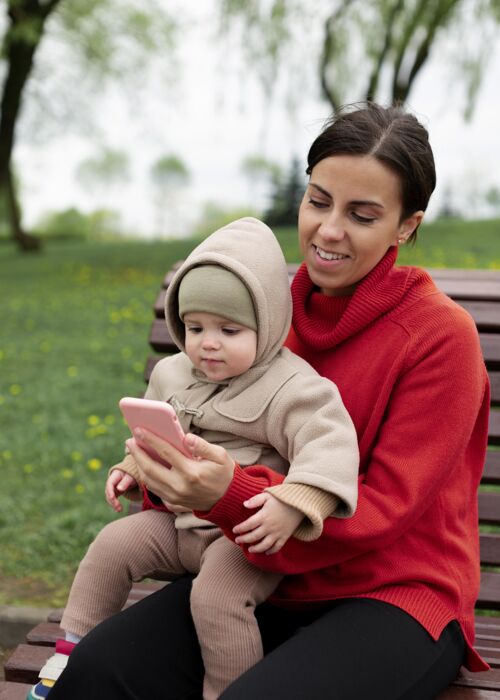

{"left": 116, "top": 218, "right": 359, "bottom": 539}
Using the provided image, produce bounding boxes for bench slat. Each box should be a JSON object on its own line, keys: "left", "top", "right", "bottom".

{"left": 474, "top": 638, "right": 500, "bottom": 667}
{"left": 149, "top": 318, "right": 176, "bottom": 354}
{"left": 478, "top": 493, "right": 500, "bottom": 526}
{"left": 489, "top": 413, "right": 500, "bottom": 445}
{"left": 477, "top": 572, "right": 500, "bottom": 611}
{"left": 457, "top": 302, "right": 500, "bottom": 333}
{"left": 426, "top": 270, "right": 500, "bottom": 282}
{"left": 438, "top": 690, "right": 500, "bottom": 699}
{"left": 476, "top": 616, "right": 500, "bottom": 638}
{"left": 480, "top": 336, "right": 500, "bottom": 370}
{"left": 432, "top": 280, "right": 500, "bottom": 302}
{"left": 450, "top": 667, "right": 500, "bottom": 692}
{"left": 479, "top": 534, "right": 500, "bottom": 567}
{"left": 483, "top": 451, "right": 500, "bottom": 485}
{"left": 154, "top": 289, "right": 166, "bottom": 318}
{"left": 3, "top": 645, "right": 51, "bottom": 684}
{"left": 491, "top": 374, "right": 500, "bottom": 407}
{"left": 26, "top": 622, "right": 61, "bottom": 646}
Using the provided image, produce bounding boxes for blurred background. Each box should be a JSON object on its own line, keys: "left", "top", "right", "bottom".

{"left": 1, "top": 0, "right": 499, "bottom": 609}
{"left": 1, "top": 0, "right": 500, "bottom": 245}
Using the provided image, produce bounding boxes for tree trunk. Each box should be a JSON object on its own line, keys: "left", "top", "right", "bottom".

{"left": 1, "top": 165, "right": 40, "bottom": 250}
{"left": 391, "top": 0, "right": 461, "bottom": 105}
{"left": 366, "top": 0, "right": 405, "bottom": 102}
{"left": 0, "top": 0, "right": 62, "bottom": 251}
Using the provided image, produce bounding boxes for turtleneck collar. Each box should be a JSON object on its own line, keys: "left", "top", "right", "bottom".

{"left": 291, "top": 246, "right": 430, "bottom": 350}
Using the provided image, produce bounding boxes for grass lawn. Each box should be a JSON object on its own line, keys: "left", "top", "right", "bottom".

{"left": 0, "top": 237, "right": 197, "bottom": 606}
{"left": 0, "top": 217, "right": 499, "bottom": 607}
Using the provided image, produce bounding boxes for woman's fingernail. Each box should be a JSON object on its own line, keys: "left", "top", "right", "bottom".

{"left": 133, "top": 428, "right": 144, "bottom": 439}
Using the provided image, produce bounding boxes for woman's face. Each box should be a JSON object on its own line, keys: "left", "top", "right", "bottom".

{"left": 298, "top": 154, "right": 423, "bottom": 296}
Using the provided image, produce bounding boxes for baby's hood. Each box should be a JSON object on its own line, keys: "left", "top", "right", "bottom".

{"left": 165, "top": 217, "right": 292, "bottom": 366}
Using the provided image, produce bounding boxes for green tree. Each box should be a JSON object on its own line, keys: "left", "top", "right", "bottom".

{"left": 149, "top": 153, "right": 190, "bottom": 238}
{"left": 241, "top": 154, "right": 282, "bottom": 211}
{"left": 265, "top": 156, "right": 305, "bottom": 227}
{"left": 484, "top": 186, "right": 500, "bottom": 217}
{"left": 76, "top": 148, "right": 130, "bottom": 193}
{"left": 0, "top": 0, "right": 176, "bottom": 251}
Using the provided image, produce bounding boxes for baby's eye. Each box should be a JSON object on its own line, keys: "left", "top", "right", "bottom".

{"left": 222, "top": 328, "right": 240, "bottom": 335}
{"left": 186, "top": 326, "right": 202, "bottom": 334}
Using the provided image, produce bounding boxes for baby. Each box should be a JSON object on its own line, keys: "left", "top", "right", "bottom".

{"left": 29, "top": 218, "right": 359, "bottom": 700}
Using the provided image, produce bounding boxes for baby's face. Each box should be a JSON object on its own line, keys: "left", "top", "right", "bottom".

{"left": 183, "top": 311, "right": 257, "bottom": 381}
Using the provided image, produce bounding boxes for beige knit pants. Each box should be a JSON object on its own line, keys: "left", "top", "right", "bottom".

{"left": 61, "top": 509, "right": 282, "bottom": 700}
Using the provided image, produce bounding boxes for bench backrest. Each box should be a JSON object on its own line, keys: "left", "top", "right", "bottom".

{"left": 145, "top": 265, "right": 500, "bottom": 613}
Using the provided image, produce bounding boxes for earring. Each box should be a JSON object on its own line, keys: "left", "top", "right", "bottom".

{"left": 397, "top": 237, "right": 405, "bottom": 245}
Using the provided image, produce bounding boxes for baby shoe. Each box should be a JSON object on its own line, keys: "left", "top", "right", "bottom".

{"left": 27, "top": 639, "right": 76, "bottom": 699}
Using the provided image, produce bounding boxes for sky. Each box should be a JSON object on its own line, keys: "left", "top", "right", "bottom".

{"left": 13, "top": 2, "right": 500, "bottom": 239}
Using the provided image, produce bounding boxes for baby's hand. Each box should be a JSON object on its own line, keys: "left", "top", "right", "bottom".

{"left": 233, "top": 492, "right": 304, "bottom": 555}
{"left": 105, "top": 469, "right": 138, "bottom": 512}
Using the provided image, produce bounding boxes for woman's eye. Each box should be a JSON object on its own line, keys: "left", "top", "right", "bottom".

{"left": 352, "top": 212, "right": 375, "bottom": 224}
{"left": 308, "top": 197, "right": 329, "bottom": 209}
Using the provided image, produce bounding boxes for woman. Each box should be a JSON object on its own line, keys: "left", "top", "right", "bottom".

{"left": 49, "top": 103, "right": 489, "bottom": 700}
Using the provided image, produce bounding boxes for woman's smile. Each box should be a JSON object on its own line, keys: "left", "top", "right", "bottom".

{"left": 313, "top": 244, "right": 352, "bottom": 263}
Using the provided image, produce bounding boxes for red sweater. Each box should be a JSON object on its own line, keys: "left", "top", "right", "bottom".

{"left": 199, "top": 247, "right": 490, "bottom": 671}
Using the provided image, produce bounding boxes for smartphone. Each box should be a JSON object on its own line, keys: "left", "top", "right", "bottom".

{"left": 119, "top": 397, "right": 190, "bottom": 467}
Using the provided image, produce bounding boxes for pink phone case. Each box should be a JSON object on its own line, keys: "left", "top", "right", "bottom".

{"left": 119, "top": 397, "right": 190, "bottom": 467}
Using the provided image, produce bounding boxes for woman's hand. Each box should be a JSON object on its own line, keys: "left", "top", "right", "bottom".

{"left": 126, "top": 429, "right": 236, "bottom": 512}
{"left": 105, "top": 469, "right": 139, "bottom": 512}
{"left": 233, "top": 492, "right": 304, "bottom": 554}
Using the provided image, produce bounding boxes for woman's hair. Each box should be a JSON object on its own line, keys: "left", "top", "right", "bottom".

{"left": 306, "top": 102, "right": 436, "bottom": 242}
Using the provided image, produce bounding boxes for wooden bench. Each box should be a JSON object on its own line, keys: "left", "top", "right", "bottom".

{"left": 2, "top": 265, "right": 500, "bottom": 699}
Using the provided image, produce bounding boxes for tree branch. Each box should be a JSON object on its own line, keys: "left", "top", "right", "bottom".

{"left": 393, "top": 0, "right": 461, "bottom": 103}
{"left": 320, "top": 0, "right": 357, "bottom": 112}
{"left": 390, "top": 0, "right": 428, "bottom": 102}
{"left": 366, "top": 0, "right": 405, "bottom": 101}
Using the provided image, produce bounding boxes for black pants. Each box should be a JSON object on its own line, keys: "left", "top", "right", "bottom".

{"left": 50, "top": 575, "right": 465, "bottom": 700}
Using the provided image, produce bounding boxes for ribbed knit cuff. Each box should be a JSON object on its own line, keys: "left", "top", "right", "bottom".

{"left": 265, "top": 483, "right": 339, "bottom": 541}
{"left": 195, "top": 464, "right": 285, "bottom": 535}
